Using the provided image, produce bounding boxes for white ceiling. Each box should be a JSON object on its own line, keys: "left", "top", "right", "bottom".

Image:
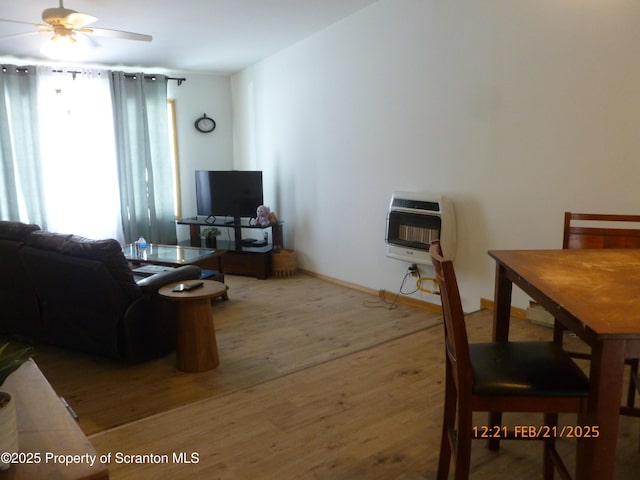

{"left": 0, "top": 0, "right": 378, "bottom": 73}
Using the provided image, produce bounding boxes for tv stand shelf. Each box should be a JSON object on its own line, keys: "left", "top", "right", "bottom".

{"left": 177, "top": 217, "right": 284, "bottom": 279}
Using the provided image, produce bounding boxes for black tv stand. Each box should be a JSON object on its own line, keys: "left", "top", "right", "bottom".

{"left": 231, "top": 216, "right": 243, "bottom": 252}
{"left": 176, "top": 217, "right": 284, "bottom": 279}
{"left": 241, "top": 238, "right": 268, "bottom": 247}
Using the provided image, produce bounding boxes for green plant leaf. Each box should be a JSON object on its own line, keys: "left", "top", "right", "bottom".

{"left": 0, "top": 343, "right": 33, "bottom": 388}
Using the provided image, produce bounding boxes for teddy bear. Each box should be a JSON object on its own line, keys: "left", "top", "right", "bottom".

{"left": 255, "top": 205, "right": 272, "bottom": 227}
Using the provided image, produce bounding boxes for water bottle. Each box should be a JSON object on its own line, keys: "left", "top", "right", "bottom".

{"left": 137, "top": 236, "right": 147, "bottom": 257}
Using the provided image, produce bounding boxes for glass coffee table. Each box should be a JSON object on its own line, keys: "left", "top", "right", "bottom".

{"left": 123, "top": 243, "right": 220, "bottom": 266}
{"left": 124, "top": 243, "right": 227, "bottom": 299}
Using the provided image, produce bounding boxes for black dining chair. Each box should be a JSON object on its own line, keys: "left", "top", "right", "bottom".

{"left": 430, "top": 241, "right": 589, "bottom": 480}
{"left": 554, "top": 212, "right": 640, "bottom": 416}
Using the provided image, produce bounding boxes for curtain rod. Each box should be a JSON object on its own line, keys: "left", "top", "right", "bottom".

{"left": 1, "top": 66, "right": 186, "bottom": 86}
{"left": 122, "top": 73, "right": 187, "bottom": 86}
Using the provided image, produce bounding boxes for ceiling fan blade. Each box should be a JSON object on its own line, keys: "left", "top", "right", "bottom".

{"left": 66, "top": 13, "right": 97, "bottom": 29}
{"left": 41, "top": 7, "right": 96, "bottom": 29}
{"left": 0, "top": 31, "right": 43, "bottom": 42}
{"left": 0, "top": 18, "right": 39, "bottom": 26}
{"left": 83, "top": 27, "right": 152, "bottom": 42}
{"left": 76, "top": 31, "right": 100, "bottom": 49}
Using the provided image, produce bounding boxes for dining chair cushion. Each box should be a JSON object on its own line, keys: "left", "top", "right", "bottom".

{"left": 470, "top": 341, "right": 590, "bottom": 397}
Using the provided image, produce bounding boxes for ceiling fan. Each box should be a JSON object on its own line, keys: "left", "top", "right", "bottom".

{"left": 0, "top": 1, "right": 152, "bottom": 59}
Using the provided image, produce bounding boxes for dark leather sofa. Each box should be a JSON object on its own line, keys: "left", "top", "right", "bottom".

{"left": 0, "top": 221, "right": 201, "bottom": 362}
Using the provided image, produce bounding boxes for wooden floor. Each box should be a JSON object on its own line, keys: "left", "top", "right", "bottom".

{"left": 8, "top": 274, "right": 640, "bottom": 479}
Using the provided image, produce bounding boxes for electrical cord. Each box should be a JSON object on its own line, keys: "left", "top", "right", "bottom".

{"left": 364, "top": 271, "right": 421, "bottom": 310}
{"left": 364, "top": 265, "right": 440, "bottom": 310}
{"left": 364, "top": 271, "right": 414, "bottom": 310}
{"left": 411, "top": 264, "right": 440, "bottom": 295}
{"left": 416, "top": 276, "right": 439, "bottom": 295}
{"left": 400, "top": 271, "right": 419, "bottom": 295}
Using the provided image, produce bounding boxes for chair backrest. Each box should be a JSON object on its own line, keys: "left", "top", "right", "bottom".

{"left": 429, "top": 241, "right": 472, "bottom": 391}
{"left": 563, "top": 212, "right": 640, "bottom": 249}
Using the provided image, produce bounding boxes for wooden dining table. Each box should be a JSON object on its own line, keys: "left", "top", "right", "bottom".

{"left": 489, "top": 248, "right": 640, "bottom": 480}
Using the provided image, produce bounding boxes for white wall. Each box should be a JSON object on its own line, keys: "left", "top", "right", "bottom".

{"left": 230, "top": 0, "right": 640, "bottom": 311}
{"left": 168, "top": 73, "right": 234, "bottom": 242}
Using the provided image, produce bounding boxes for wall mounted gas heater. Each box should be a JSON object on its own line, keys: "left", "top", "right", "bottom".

{"left": 385, "top": 191, "right": 456, "bottom": 265}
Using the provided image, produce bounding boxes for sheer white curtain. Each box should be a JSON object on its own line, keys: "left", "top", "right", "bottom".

{"left": 36, "top": 67, "right": 124, "bottom": 242}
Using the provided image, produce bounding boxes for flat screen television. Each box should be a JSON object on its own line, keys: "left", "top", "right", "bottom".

{"left": 195, "top": 170, "right": 264, "bottom": 219}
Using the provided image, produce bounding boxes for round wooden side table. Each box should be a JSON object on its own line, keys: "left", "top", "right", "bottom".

{"left": 159, "top": 280, "right": 227, "bottom": 372}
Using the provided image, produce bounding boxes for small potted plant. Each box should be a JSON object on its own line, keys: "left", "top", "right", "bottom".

{"left": 0, "top": 343, "right": 32, "bottom": 470}
{"left": 200, "top": 227, "right": 221, "bottom": 248}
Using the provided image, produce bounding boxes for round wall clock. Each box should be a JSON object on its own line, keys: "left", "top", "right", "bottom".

{"left": 195, "top": 114, "right": 216, "bottom": 133}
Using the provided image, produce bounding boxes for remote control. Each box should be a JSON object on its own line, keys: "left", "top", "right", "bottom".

{"left": 184, "top": 281, "right": 204, "bottom": 291}
{"left": 172, "top": 282, "right": 204, "bottom": 292}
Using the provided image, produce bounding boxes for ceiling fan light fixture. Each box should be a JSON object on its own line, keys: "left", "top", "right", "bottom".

{"left": 1, "top": 1, "right": 151, "bottom": 61}
{"left": 40, "top": 31, "right": 87, "bottom": 60}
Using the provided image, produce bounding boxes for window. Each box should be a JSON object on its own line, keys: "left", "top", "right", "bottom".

{"left": 37, "top": 68, "right": 124, "bottom": 241}
{"left": 1, "top": 66, "right": 179, "bottom": 244}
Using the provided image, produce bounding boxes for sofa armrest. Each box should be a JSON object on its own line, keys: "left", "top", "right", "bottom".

{"left": 136, "top": 265, "right": 202, "bottom": 293}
